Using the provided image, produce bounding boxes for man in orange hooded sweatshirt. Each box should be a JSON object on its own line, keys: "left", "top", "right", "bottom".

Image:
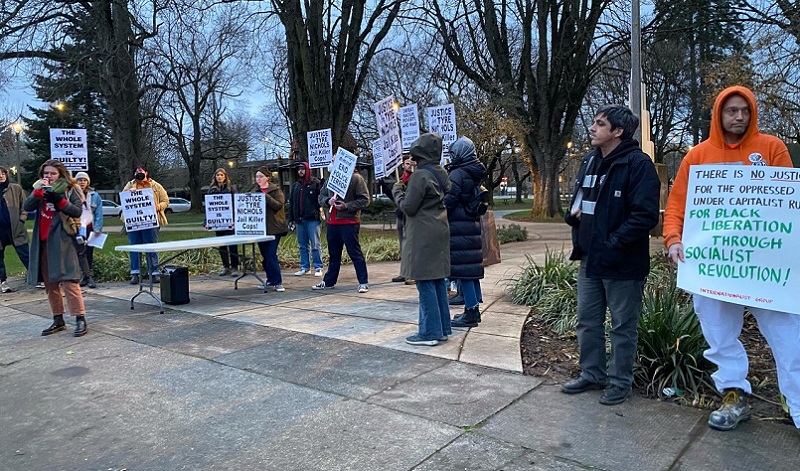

{"left": 664, "top": 86, "right": 799, "bottom": 432}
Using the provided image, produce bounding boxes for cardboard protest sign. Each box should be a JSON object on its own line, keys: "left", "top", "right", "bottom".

{"left": 373, "top": 95, "right": 403, "bottom": 174}
{"left": 120, "top": 188, "right": 159, "bottom": 233}
{"left": 234, "top": 193, "right": 266, "bottom": 236}
{"left": 204, "top": 193, "right": 234, "bottom": 231}
{"left": 679, "top": 164, "right": 800, "bottom": 314}
{"left": 307, "top": 129, "right": 333, "bottom": 169}
{"left": 399, "top": 104, "right": 420, "bottom": 150}
{"left": 372, "top": 139, "right": 385, "bottom": 179}
{"left": 50, "top": 128, "right": 88, "bottom": 171}
{"left": 326, "top": 147, "right": 358, "bottom": 197}
{"left": 425, "top": 104, "right": 457, "bottom": 165}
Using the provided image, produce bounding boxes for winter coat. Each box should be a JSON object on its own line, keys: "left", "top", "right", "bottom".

{"left": 1, "top": 181, "right": 29, "bottom": 247}
{"left": 393, "top": 133, "right": 451, "bottom": 281}
{"left": 250, "top": 183, "right": 288, "bottom": 235}
{"left": 289, "top": 162, "right": 322, "bottom": 222}
{"left": 24, "top": 187, "right": 83, "bottom": 284}
{"left": 319, "top": 172, "right": 370, "bottom": 222}
{"left": 444, "top": 137, "right": 486, "bottom": 280}
{"left": 122, "top": 178, "right": 170, "bottom": 226}
{"left": 565, "top": 138, "right": 660, "bottom": 280}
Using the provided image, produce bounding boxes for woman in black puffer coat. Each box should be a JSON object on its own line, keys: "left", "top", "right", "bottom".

{"left": 444, "top": 136, "right": 486, "bottom": 327}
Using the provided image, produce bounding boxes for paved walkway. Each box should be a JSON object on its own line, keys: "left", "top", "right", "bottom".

{"left": 1, "top": 215, "right": 797, "bottom": 470}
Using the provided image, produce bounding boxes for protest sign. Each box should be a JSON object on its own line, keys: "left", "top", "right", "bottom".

{"left": 326, "top": 147, "right": 358, "bottom": 196}
{"left": 679, "top": 164, "right": 800, "bottom": 314}
{"left": 204, "top": 193, "right": 234, "bottom": 231}
{"left": 373, "top": 95, "right": 403, "bottom": 174}
{"left": 50, "top": 128, "right": 88, "bottom": 171}
{"left": 425, "top": 104, "right": 457, "bottom": 164}
{"left": 307, "top": 129, "right": 333, "bottom": 169}
{"left": 120, "top": 188, "right": 159, "bottom": 232}
{"left": 234, "top": 193, "right": 266, "bottom": 236}
{"left": 372, "top": 139, "right": 385, "bottom": 179}
{"left": 399, "top": 104, "right": 420, "bottom": 150}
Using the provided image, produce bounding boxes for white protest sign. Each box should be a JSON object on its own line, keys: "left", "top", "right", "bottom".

{"left": 326, "top": 147, "right": 358, "bottom": 197}
{"left": 204, "top": 193, "right": 234, "bottom": 231}
{"left": 372, "top": 139, "right": 385, "bottom": 179}
{"left": 307, "top": 129, "right": 333, "bottom": 169}
{"left": 425, "top": 104, "right": 457, "bottom": 165}
{"left": 373, "top": 95, "right": 403, "bottom": 174}
{"left": 678, "top": 164, "right": 800, "bottom": 315}
{"left": 234, "top": 193, "right": 266, "bottom": 236}
{"left": 399, "top": 104, "right": 420, "bottom": 150}
{"left": 120, "top": 188, "right": 159, "bottom": 233}
{"left": 50, "top": 128, "right": 88, "bottom": 171}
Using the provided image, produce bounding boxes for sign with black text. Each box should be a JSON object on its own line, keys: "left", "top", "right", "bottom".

{"left": 50, "top": 128, "right": 88, "bottom": 171}
{"left": 234, "top": 193, "right": 266, "bottom": 236}
{"left": 307, "top": 129, "right": 333, "bottom": 169}
{"left": 326, "top": 148, "right": 358, "bottom": 197}
{"left": 373, "top": 95, "right": 403, "bottom": 174}
{"left": 204, "top": 193, "right": 234, "bottom": 231}
{"left": 399, "top": 104, "right": 420, "bottom": 150}
{"left": 425, "top": 104, "right": 457, "bottom": 164}
{"left": 120, "top": 188, "right": 159, "bottom": 232}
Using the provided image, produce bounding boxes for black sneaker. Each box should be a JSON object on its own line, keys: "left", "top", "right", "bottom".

{"left": 708, "top": 389, "right": 751, "bottom": 431}
{"left": 561, "top": 377, "right": 606, "bottom": 394}
{"left": 599, "top": 385, "right": 632, "bottom": 405}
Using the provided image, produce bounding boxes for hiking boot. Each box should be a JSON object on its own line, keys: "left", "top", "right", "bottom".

{"left": 73, "top": 316, "right": 88, "bottom": 337}
{"left": 451, "top": 307, "right": 479, "bottom": 328}
{"left": 1, "top": 281, "right": 11, "bottom": 293}
{"left": 600, "top": 385, "right": 632, "bottom": 405}
{"left": 453, "top": 309, "right": 482, "bottom": 324}
{"left": 448, "top": 293, "right": 465, "bottom": 305}
{"left": 274, "top": 284, "right": 286, "bottom": 292}
{"left": 405, "top": 335, "right": 438, "bottom": 346}
{"left": 708, "top": 389, "right": 751, "bottom": 431}
{"left": 314, "top": 268, "right": 323, "bottom": 277}
{"left": 42, "top": 317, "right": 66, "bottom": 336}
{"left": 79, "top": 275, "right": 90, "bottom": 287}
{"left": 312, "top": 281, "right": 332, "bottom": 290}
{"left": 358, "top": 284, "right": 369, "bottom": 293}
{"left": 294, "top": 269, "right": 309, "bottom": 276}
{"left": 392, "top": 275, "right": 406, "bottom": 282}
{"left": 218, "top": 268, "right": 231, "bottom": 276}
{"left": 561, "top": 377, "right": 606, "bottom": 394}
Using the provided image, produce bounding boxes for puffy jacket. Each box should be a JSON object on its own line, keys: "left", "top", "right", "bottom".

{"left": 445, "top": 137, "right": 486, "bottom": 280}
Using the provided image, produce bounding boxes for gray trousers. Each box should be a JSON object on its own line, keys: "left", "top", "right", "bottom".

{"left": 576, "top": 260, "right": 645, "bottom": 388}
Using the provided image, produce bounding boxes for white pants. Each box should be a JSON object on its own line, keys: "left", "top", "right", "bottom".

{"left": 694, "top": 295, "right": 800, "bottom": 428}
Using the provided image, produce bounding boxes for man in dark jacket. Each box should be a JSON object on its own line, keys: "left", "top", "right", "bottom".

{"left": 0, "top": 166, "right": 30, "bottom": 293}
{"left": 289, "top": 162, "right": 324, "bottom": 277}
{"left": 562, "top": 105, "right": 660, "bottom": 405}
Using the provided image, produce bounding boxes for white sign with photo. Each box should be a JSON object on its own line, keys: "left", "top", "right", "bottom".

{"left": 204, "top": 193, "right": 234, "bottom": 231}
{"left": 50, "top": 128, "right": 88, "bottom": 171}
{"left": 307, "top": 128, "right": 333, "bottom": 169}
{"left": 120, "top": 188, "right": 159, "bottom": 233}
{"left": 326, "top": 147, "right": 358, "bottom": 197}
{"left": 234, "top": 193, "right": 266, "bottom": 236}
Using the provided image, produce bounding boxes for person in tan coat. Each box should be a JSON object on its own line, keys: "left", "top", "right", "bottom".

{"left": 122, "top": 166, "right": 169, "bottom": 284}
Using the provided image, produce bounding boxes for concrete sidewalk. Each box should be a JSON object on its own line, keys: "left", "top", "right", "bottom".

{"left": 1, "top": 217, "right": 797, "bottom": 470}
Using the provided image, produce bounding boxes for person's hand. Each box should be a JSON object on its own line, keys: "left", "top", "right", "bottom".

{"left": 570, "top": 208, "right": 581, "bottom": 218}
{"left": 668, "top": 243, "right": 685, "bottom": 263}
{"left": 33, "top": 188, "right": 46, "bottom": 199}
{"left": 44, "top": 190, "right": 65, "bottom": 206}
{"left": 334, "top": 200, "right": 346, "bottom": 210}
{"left": 328, "top": 196, "right": 337, "bottom": 207}
{"left": 393, "top": 181, "right": 405, "bottom": 192}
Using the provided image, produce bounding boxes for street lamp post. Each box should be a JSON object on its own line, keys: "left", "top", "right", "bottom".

{"left": 10, "top": 121, "right": 23, "bottom": 184}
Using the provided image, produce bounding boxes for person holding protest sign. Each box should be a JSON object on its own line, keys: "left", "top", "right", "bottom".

{"left": 123, "top": 166, "right": 169, "bottom": 285}
{"left": 252, "top": 166, "right": 288, "bottom": 292}
{"left": 393, "top": 133, "right": 452, "bottom": 346}
{"left": 664, "top": 86, "right": 800, "bottom": 431}
{"left": 23, "top": 160, "right": 88, "bottom": 337}
{"left": 207, "top": 168, "right": 240, "bottom": 277}
{"left": 313, "top": 162, "right": 370, "bottom": 293}
{"left": 0, "top": 166, "right": 30, "bottom": 293}
{"left": 390, "top": 153, "right": 417, "bottom": 285}
{"left": 444, "top": 136, "right": 487, "bottom": 328}
{"left": 74, "top": 172, "right": 102, "bottom": 289}
{"left": 289, "top": 161, "right": 324, "bottom": 277}
{"left": 562, "top": 105, "right": 660, "bottom": 405}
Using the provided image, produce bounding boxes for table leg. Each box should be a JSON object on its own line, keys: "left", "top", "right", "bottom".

{"left": 233, "top": 243, "right": 266, "bottom": 292}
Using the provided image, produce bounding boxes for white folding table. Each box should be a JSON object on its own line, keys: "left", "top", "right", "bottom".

{"left": 115, "top": 234, "right": 275, "bottom": 313}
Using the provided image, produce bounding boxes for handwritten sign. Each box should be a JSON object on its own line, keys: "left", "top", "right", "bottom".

{"left": 373, "top": 95, "right": 403, "bottom": 174}
{"left": 234, "top": 193, "right": 266, "bottom": 236}
{"left": 120, "top": 188, "right": 159, "bottom": 233}
{"left": 399, "top": 104, "right": 420, "bottom": 150}
{"left": 425, "top": 104, "right": 457, "bottom": 165}
{"left": 326, "top": 147, "right": 358, "bottom": 196}
{"left": 307, "top": 129, "right": 333, "bottom": 169}
{"left": 50, "top": 128, "right": 88, "bottom": 171}
{"left": 679, "top": 164, "right": 800, "bottom": 314}
{"left": 372, "top": 139, "right": 385, "bottom": 179}
{"left": 204, "top": 193, "right": 234, "bottom": 231}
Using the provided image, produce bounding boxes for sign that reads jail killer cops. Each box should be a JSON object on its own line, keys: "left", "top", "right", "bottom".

{"left": 326, "top": 147, "right": 358, "bottom": 197}
{"left": 679, "top": 164, "right": 800, "bottom": 314}
{"left": 307, "top": 128, "right": 333, "bottom": 169}
{"left": 50, "top": 128, "right": 88, "bottom": 171}
{"left": 234, "top": 193, "right": 266, "bottom": 236}
{"left": 425, "top": 104, "right": 457, "bottom": 165}
{"left": 204, "top": 193, "right": 234, "bottom": 231}
{"left": 120, "top": 188, "right": 159, "bottom": 233}
{"left": 373, "top": 95, "right": 403, "bottom": 174}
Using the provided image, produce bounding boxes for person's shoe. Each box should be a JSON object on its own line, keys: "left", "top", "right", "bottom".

{"left": 79, "top": 275, "right": 90, "bottom": 287}
{"left": 73, "top": 316, "right": 87, "bottom": 337}
{"left": 561, "top": 377, "right": 606, "bottom": 394}
{"left": 358, "top": 284, "right": 369, "bottom": 293}
{"left": 274, "top": 284, "right": 286, "bottom": 292}
{"left": 404, "top": 279, "right": 416, "bottom": 285}
{"left": 257, "top": 283, "right": 270, "bottom": 290}
{"left": 708, "top": 388, "right": 751, "bottom": 431}
{"left": 405, "top": 335, "right": 438, "bottom": 346}
{"left": 130, "top": 274, "right": 140, "bottom": 285}
{"left": 438, "top": 336, "right": 449, "bottom": 341}
{"left": 87, "top": 277, "right": 97, "bottom": 289}
{"left": 218, "top": 268, "right": 231, "bottom": 276}
{"left": 312, "top": 281, "right": 332, "bottom": 290}
{"left": 230, "top": 269, "right": 239, "bottom": 277}
{"left": 392, "top": 275, "right": 406, "bottom": 283}
{"left": 294, "top": 269, "right": 310, "bottom": 276}
{"left": 448, "top": 293, "right": 465, "bottom": 305}
{"left": 314, "top": 268, "right": 323, "bottom": 277}
{"left": 41, "top": 319, "right": 66, "bottom": 336}
{"left": 453, "top": 310, "right": 482, "bottom": 324}
{"left": 599, "top": 384, "right": 632, "bottom": 405}
{"left": 1, "top": 281, "right": 11, "bottom": 293}
{"left": 36, "top": 282, "right": 46, "bottom": 289}
{"left": 451, "top": 307, "right": 479, "bottom": 328}
{"left": 151, "top": 274, "right": 160, "bottom": 284}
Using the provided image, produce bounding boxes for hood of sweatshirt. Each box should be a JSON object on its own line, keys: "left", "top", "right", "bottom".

{"left": 708, "top": 86, "right": 760, "bottom": 149}
{"left": 298, "top": 161, "right": 311, "bottom": 184}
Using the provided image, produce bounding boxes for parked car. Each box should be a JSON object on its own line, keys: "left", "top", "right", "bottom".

{"left": 372, "top": 194, "right": 392, "bottom": 202}
{"left": 101, "top": 199, "right": 122, "bottom": 217}
{"left": 166, "top": 197, "right": 191, "bottom": 214}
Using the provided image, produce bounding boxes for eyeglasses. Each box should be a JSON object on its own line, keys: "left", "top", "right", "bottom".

{"left": 723, "top": 106, "right": 750, "bottom": 117}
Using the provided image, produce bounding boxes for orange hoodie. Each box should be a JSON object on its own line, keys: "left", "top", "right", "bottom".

{"left": 663, "top": 86, "right": 791, "bottom": 248}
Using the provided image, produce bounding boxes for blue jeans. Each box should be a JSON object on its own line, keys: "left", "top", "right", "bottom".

{"left": 460, "top": 279, "right": 482, "bottom": 309}
{"left": 0, "top": 235, "right": 30, "bottom": 282}
{"left": 258, "top": 234, "right": 284, "bottom": 285}
{"left": 323, "top": 223, "right": 368, "bottom": 286}
{"left": 127, "top": 227, "right": 160, "bottom": 275}
{"left": 296, "top": 219, "right": 323, "bottom": 271}
{"left": 576, "top": 260, "right": 644, "bottom": 388}
{"left": 416, "top": 279, "right": 452, "bottom": 340}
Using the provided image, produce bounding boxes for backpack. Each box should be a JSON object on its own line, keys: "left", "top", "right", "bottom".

{"left": 464, "top": 183, "right": 489, "bottom": 218}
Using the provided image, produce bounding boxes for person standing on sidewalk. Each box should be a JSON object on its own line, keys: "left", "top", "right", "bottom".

{"left": 207, "top": 168, "right": 240, "bottom": 277}
{"left": 664, "top": 86, "right": 800, "bottom": 431}
{"left": 562, "top": 105, "right": 660, "bottom": 405}
{"left": 0, "top": 166, "right": 30, "bottom": 293}
{"left": 251, "top": 166, "right": 288, "bottom": 292}
{"left": 393, "top": 133, "right": 452, "bottom": 346}
{"left": 289, "top": 162, "right": 324, "bottom": 278}
{"left": 122, "top": 166, "right": 169, "bottom": 284}
{"left": 74, "top": 172, "right": 102, "bottom": 288}
{"left": 391, "top": 153, "right": 416, "bottom": 285}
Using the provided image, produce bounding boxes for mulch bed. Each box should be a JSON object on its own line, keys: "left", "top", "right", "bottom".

{"left": 520, "top": 310, "right": 794, "bottom": 427}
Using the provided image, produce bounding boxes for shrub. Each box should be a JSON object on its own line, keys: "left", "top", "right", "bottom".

{"left": 497, "top": 224, "right": 528, "bottom": 244}
{"left": 507, "top": 249, "right": 577, "bottom": 308}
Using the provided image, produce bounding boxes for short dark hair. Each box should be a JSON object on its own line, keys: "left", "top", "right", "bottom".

{"left": 595, "top": 105, "right": 639, "bottom": 140}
